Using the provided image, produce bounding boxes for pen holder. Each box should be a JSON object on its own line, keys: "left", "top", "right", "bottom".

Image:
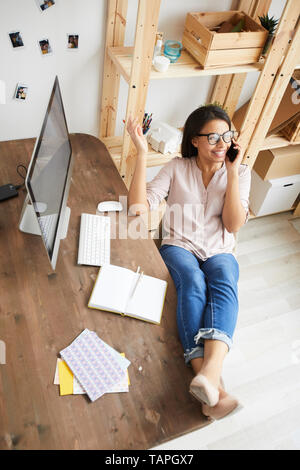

{"left": 163, "top": 40, "right": 182, "bottom": 63}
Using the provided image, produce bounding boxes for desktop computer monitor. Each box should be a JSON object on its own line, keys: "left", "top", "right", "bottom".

{"left": 19, "top": 76, "right": 74, "bottom": 270}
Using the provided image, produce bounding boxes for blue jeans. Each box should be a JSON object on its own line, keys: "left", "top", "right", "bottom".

{"left": 159, "top": 245, "right": 239, "bottom": 364}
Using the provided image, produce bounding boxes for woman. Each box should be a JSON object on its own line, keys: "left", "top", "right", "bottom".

{"left": 127, "top": 105, "right": 251, "bottom": 420}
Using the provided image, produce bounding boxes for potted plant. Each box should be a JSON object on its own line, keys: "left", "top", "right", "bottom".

{"left": 259, "top": 14, "right": 279, "bottom": 56}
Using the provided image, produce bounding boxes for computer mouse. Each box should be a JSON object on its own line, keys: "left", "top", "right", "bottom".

{"left": 97, "top": 200, "right": 123, "bottom": 212}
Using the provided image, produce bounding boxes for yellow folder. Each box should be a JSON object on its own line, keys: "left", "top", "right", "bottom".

{"left": 58, "top": 359, "right": 73, "bottom": 395}
{"left": 57, "top": 355, "right": 130, "bottom": 396}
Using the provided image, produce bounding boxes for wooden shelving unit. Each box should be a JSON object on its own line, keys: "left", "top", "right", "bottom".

{"left": 100, "top": 0, "right": 300, "bottom": 217}
{"left": 102, "top": 131, "right": 300, "bottom": 171}
{"left": 102, "top": 45, "right": 263, "bottom": 170}
{"left": 107, "top": 46, "right": 264, "bottom": 83}
{"left": 101, "top": 135, "right": 179, "bottom": 169}
{"left": 261, "top": 133, "right": 300, "bottom": 151}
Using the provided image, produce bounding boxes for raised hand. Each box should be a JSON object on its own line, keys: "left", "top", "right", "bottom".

{"left": 126, "top": 115, "right": 148, "bottom": 156}
{"left": 225, "top": 138, "right": 244, "bottom": 174}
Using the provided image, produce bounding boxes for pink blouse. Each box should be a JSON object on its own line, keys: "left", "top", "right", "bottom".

{"left": 146, "top": 157, "right": 251, "bottom": 261}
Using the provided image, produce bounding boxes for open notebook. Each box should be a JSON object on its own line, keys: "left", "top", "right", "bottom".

{"left": 88, "top": 264, "right": 168, "bottom": 324}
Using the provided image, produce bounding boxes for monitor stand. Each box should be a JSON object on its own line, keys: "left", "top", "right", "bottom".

{"left": 19, "top": 196, "right": 70, "bottom": 239}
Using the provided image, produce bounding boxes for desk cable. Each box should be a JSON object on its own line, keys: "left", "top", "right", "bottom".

{"left": 14, "top": 164, "right": 28, "bottom": 189}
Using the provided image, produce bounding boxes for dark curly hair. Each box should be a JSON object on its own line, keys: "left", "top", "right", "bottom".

{"left": 181, "top": 105, "right": 231, "bottom": 158}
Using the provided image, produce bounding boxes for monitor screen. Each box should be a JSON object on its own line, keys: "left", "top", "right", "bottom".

{"left": 20, "top": 76, "right": 73, "bottom": 269}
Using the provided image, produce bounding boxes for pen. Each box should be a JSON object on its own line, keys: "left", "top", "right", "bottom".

{"left": 130, "top": 271, "right": 144, "bottom": 299}
{"left": 143, "top": 113, "right": 153, "bottom": 134}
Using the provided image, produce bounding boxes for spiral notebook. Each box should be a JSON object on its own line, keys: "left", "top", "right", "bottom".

{"left": 88, "top": 264, "right": 167, "bottom": 324}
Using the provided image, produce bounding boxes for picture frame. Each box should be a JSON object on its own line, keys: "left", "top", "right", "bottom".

{"left": 38, "top": 38, "right": 53, "bottom": 56}
{"left": 14, "top": 83, "right": 28, "bottom": 101}
{"left": 8, "top": 31, "right": 24, "bottom": 49}
{"left": 35, "top": 0, "right": 56, "bottom": 12}
{"left": 67, "top": 34, "right": 79, "bottom": 50}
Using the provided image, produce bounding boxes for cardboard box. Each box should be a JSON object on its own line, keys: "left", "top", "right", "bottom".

{"left": 253, "top": 145, "right": 300, "bottom": 180}
{"left": 281, "top": 115, "right": 300, "bottom": 142}
{"left": 182, "top": 11, "right": 268, "bottom": 68}
{"left": 233, "top": 71, "right": 300, "bottom": 134}
{"left": 268, "top": 71, "right": 300, "bottom": 136}
{"left": 250, "top": 170, "right": 300, "bottom": 216}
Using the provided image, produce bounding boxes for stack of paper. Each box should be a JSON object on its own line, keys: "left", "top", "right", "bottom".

{"left": 54, "top": 329, "right": 130, "bottom": 401}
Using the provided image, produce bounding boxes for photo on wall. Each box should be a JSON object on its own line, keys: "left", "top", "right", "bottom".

{"left": 38, "top": 38, "right": 53, "bottom": 55}
{"left": 9, "top": 31, "right": 24, "bottom": 48}
{"left": 36, "top": 0, "right": 55, "bottom": 12}
{"left": 67, "top": 34, "right": 79, "bottom": 49}
{"left": 14, "top": 83, "right": 28, "bottom": 101}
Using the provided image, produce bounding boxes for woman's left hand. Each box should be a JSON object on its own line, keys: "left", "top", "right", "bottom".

{"left": 225, "top": 139, "right": 244, "bottom": 174}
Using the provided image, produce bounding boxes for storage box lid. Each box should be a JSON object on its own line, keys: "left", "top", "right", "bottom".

{"left": 269, "top": 173, "right": 300, "bottom": 186}
{"left": 268, "top": 145, "right": 300, "bottom": 159}
{"left": 253, "top": 145, "right": 300, "bottom": 180}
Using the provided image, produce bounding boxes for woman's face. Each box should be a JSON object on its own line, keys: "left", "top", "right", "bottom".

{"left": 192, "top": 119, "right": 231, "bottom": 166}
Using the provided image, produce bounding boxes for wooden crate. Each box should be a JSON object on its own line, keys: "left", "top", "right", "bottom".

{"left": 182, "top": 11, "right": 268, "bottom": 68}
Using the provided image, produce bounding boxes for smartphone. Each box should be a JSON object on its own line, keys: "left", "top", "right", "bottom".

{"left": 226, "top": 142, "right": 238, "bottom": 162}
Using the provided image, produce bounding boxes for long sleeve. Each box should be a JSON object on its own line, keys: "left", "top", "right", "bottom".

{"left": 146, "top": 158, "right": 177, "bottom": 210}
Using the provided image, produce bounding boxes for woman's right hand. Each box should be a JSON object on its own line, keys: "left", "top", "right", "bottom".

{"left": 126, "top": 115, "right": 148, "bottom": 156}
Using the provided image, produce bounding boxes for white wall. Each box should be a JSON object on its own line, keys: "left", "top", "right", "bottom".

{"left": 0, "top": 0, "right": 107, "bottom": 141}
{"left": 0, "top": 0, "right": 285, "bottom": 170}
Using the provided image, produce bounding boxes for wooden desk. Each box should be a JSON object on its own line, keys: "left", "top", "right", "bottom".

{"left": 0, "top": 134, "right": 208, "bottom": 450}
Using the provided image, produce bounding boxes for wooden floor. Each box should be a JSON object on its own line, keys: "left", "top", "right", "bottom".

{"left": 153, "top": 211, "right": 300, "bottom": 450}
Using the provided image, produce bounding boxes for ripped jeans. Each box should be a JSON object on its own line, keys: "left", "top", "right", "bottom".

{"left": 159, "top": 245, "right": 239, "bottom": 364}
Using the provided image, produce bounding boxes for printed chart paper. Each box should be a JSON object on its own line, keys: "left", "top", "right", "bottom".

{"left": 60, "top": 329, "right": 130, "bottom": 401}
{"left": 54, "top": 357, "right": 129, "bottom": 395}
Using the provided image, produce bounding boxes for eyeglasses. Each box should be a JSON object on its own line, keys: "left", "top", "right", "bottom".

{"left": 196, "top": 130, "right": 238, "bottom": 145}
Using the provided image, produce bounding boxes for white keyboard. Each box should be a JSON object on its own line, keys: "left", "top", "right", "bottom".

{"left": 38, "top": 213, "right": 58, "bottom": 249}
{"left": 77, "top": 213, "right": 110, "bottom": 266}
